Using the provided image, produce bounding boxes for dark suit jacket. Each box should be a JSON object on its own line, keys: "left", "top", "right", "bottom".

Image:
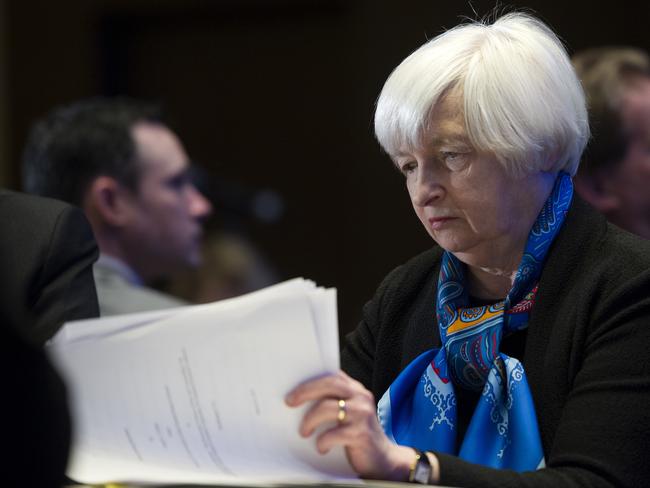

{"left": 0, "top": 190, "right": 99, "bottom": 344}
{"left": 342, "top": 197, "right": 650, "bottom": 488}
{"left": 2, "top": 313, "right": 71, "bottom": 487}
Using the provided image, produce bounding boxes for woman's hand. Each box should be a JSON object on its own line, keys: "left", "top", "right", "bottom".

{"left": 285, "top": 370, "right": 415, "bottom": 481}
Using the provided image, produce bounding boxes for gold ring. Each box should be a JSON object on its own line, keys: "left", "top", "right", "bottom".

{"left": 337, "top": 399, "right": 347, "bottom": 423}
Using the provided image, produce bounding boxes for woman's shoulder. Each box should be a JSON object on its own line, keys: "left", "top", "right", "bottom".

{"left": 545, "top": 196, "right": 650, "bottom": 319}
{"left": 370, "top": 247, "right": 444, "bottom": 312}
{"left": 572, "top": 198, "right": 650, "bottom": 278}
{"left": 601, "top": 224, "right": 650, "bottom": 266}
{"left": 382, "top": 247, "right": 443, "bottom": 286}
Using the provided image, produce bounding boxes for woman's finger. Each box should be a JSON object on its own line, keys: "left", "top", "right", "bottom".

{"left": 313, "top": 422, "right": 360, "bottom": 454}
{"left": 299, "top": 397, "right": 351, "bottom": 437}
{"left": 286, "top": 371, "right": 360, "bottom": 406}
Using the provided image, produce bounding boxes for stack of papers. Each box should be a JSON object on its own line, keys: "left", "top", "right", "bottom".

{"left": 48, "top": 279, "right": 357, "bottom": 486}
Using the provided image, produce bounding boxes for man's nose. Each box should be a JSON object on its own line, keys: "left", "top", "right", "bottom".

{"left": 188, "top": 185, "right": 213, "bottom": 219}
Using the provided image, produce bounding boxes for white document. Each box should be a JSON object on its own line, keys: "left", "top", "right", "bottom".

{"left": 48, "top": 279, "right": 358, "bottom": 485}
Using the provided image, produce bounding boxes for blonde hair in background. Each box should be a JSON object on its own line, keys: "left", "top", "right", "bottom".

{"left": 572, "top": 46, "right": 650, "bottom": 174}
{"left": 573, "top": 46, "right": 650, "bottom": 112}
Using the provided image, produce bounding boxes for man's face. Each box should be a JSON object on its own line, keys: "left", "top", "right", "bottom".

{"left": 609, "top": 77, "right": 650, "bottom": 237}
{"left": 121, "top": 122, "right": 212, "bottom": 281}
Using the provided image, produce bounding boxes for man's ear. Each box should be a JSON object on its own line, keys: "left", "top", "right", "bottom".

{"left": 84, "top": 176, "right": 135, "bottom": 227}
{"left": 573, "top": 172, "right": 621, "bottom": 213}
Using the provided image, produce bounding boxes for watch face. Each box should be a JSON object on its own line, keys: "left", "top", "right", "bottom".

{"left": 414, "top": 460, "right": 431, "bottom": 484}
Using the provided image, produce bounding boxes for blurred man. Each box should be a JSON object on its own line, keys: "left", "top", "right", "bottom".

{"left": 23, "top": 97, "right": 212, "bottom": 315}
{"left": 572, "top": 47, "right": 650, "bottom": 238}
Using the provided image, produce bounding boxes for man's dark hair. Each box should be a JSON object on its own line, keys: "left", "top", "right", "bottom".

{"left": 22, "top": 97, "right": 163, "bottom": 206}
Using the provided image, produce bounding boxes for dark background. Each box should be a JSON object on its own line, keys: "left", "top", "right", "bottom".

{"left": 2, "top": 0, "right": 648, "bottom": 336}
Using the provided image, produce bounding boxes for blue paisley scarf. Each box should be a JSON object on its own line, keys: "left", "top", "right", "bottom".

{"left": 377, "top": 172, "right": 573, "bottom": 471}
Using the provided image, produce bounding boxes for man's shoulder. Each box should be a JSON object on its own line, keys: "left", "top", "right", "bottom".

{"left": 93, "top": 262, "right": 186, "bottom": 316}
{"left": 0, "top": 189, "right": 74, "bottom": 220}
{"left": 0, "top": 190, "right": 99, "bottom": 343}
{"left": 0, "top": 189, "right": 94, "bottom": 262}
{"left": 0, "top": 189, "right": 94, "bottom": 265}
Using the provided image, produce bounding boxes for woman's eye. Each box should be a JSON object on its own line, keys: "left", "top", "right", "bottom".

{"left": 400, "top": 162, "right": 417, "bottom": 175}
{"left": 441, "top": 151, "right": 467, "bottom": 170}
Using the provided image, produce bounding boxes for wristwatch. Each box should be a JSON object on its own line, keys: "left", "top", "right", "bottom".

{"left": 408, "top": 448, "right": 432, "bottom": 484}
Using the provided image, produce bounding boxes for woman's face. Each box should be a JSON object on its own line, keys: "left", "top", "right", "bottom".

{"left": 392, "top": 92, "right": 554, "bottom": 269}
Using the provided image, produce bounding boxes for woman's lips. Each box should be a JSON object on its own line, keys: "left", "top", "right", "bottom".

{"left": 428, "top": 217, "right": 456, "bottom": 230}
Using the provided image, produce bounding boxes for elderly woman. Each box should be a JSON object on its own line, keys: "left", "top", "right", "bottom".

{"left": 286, "top": 12, "right": 650, "bottom": 488}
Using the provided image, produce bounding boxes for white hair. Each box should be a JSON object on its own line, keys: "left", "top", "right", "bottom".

{"left": 374, "top": 12, "right": 590, "bottom": 176}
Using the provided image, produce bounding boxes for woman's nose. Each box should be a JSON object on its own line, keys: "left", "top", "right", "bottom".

{"left": 411, "top": 171, "right": 444, "bottom": 207}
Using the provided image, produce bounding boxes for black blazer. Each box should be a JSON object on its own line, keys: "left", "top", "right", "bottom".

{"left": 0, "top": 190, "right": 99, "bottom": 344}
{"left": 342, "top": 197, "right": 650, "bottom": 488}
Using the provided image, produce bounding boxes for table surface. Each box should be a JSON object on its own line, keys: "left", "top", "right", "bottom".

{"left": 65, "top": 481, "right": 456, "bottom": 488}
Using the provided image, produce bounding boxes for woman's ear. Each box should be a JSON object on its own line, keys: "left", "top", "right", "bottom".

{"left": 573, "top": 172, "right": 620, "bottom": 213}
{"left": 84, "top": 176, "right": 135, "bottom": 228}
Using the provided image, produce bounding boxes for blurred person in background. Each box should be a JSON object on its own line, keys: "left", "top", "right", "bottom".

{"left": 162, "top": 167, "right": 281, "bottom": 304}
{"left": 165, "top": 231, "right": 278, "bottom": 304}
{"left": 572, "top": 46, "right": 650, "bottom": 238}
{"left": 22, "top": 97, "right": 212, "bottom": 316}
{"left": 2, "top": 310, "right": 72, "bottom": 487}
{"left": 1, "top": 190, "right": 98, "bottom": 482}
{"left": 0, "top": 189, "right": 99, "bottom": 344}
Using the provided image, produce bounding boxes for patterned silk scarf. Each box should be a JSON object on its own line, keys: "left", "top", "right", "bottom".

{"left": 377, "top": 172, "right": 573, "bottom": 471}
